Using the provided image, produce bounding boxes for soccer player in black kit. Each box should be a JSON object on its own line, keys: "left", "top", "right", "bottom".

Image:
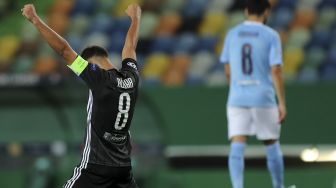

{"left": 22, "top": 3, "right": 141, "bottom": 188}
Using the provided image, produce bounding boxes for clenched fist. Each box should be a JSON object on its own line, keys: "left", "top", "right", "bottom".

{"left": 125, "top": 4, "right": 141, "bottom": 20}
{"left": 21, "top": 4, "right": 39, "bottom": 23}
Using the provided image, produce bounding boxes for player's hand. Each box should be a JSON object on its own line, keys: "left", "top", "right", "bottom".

{"left": 125, "top": 4, "right": 141, "bottom": 20}
{"left": 21, "top": 4, "right": 39, "bottom": 23}
{"left": 278, "top": 103, "right": 286, "bottom": 124}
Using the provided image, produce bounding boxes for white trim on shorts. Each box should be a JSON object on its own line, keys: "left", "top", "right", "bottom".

{"left": 64, "top": 90, "right": 93, "bottom": 188}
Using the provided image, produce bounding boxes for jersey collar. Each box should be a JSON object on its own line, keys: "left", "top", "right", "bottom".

{"left": 243, "top": 21, "right": 264, "bottom": 26}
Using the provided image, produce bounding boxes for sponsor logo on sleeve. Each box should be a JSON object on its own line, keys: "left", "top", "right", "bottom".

{"left": 127, "top": 62, "right": 137, "bottom": 70}
{"left": 90, "top": 64, "right": 97, "bottom": 71}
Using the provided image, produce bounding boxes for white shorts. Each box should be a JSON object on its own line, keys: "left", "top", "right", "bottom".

{"left": 227, "top": 107, "right": 281, "bottom": 140}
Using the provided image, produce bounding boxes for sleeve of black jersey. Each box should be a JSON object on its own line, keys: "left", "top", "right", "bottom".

{"left": 68, "top": 55, "right": 108, "bottom": 90}
{"left": 121, "top": 58, "right": 139, "bottom": 77}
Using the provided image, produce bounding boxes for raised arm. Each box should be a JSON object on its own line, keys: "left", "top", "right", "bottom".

{"left": 122, "top": 4, "right": 141, "bottom": 60}
{"left": 272, "top": 65, "right": 286, "bottom": 123}
{"left": 21, "top": 4, "right": 77, "bottom": 65}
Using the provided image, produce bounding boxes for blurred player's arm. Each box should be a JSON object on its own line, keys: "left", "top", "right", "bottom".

{"left": 224, "top": 64, "right": 231, "bottom": 83}
{"left": 272, "top": 65, "right": 286, "bottom": 123}
{"left": 220, "top": 31, "right": 232, "bottom": 84}
{"left": 21, "top": 4, "right": 76, "bottom": 65}
{"left": 122, "top": 4, "right": 141, "bottom": 61}
{"left": 270, "top": 32, "right": 286, "bottom": 123}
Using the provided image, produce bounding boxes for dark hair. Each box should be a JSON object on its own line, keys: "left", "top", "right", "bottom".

{"left": 81, "top": 46, "right": 109, "bottom": 60}
{"left": 246, "top": 0, "right": 271, "bottom": 16}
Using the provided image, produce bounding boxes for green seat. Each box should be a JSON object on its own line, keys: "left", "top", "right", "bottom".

{"left": 139, "top": 12, "right": 159, "bottom": 39}
{"left": 287, "top": 28, "right": 311, "bottom": 48}
{"left": 304, "top": 47, "right": 326, "bottom": 68}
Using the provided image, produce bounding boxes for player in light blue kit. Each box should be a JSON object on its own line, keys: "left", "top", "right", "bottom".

{"left": 220, "top": 0, "right": 286, "bottom": 188}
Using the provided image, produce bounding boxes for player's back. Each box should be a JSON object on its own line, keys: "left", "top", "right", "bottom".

{"left": 221, "top": 21, "right": 282, "bottom": 107}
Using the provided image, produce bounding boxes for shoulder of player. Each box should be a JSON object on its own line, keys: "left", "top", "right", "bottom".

{"left": 228, "top": 24, "right": 244, "bottom": 34}
{"left": 261, "top": 25, "right": 280, "bottom": 38}
{"left": 108, "top": 69, "right": 138, "bottom": 90}
{"left": 121, "top": 58, "right": 138, "bottom": 71}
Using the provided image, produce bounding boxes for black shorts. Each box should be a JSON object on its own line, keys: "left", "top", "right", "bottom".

{"left": 63, "top": 163, "right": 138, "bottom": 188}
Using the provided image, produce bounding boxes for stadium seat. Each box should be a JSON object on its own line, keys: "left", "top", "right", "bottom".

{"left": 155, "top": 12, "right": 182, "bottom": 36}
{"left": 227, "top": 11, "right": 245, "bottom": 28}
{"left": 198, "top": 36, "right": 218, "bottom": 52}
{"left": 84, "top": 32, "right": 110, "bottom": 50}
{"left": 290, "top": 8, "right": 316, "bottom": 29}
{"left": 50, "top": 0, "right": 75, "bottom": 15}
{"left": 97, "top": 0, "right": 118, "bottom": 14}
{"left": 66, "top": 14, "right": 90, "bottom": 36}
{"left": 269, "top": 8, "right": 294, "bottom": 29}
{"left": 113, "top": 0, "right": 142, "bottom": 17}
{"left": 112, "top": 17, "right": 132, "bottom": 33}
{"left": 208, "top": 0, "right": 232, "bottom": 11}
{"left": 0, "top": 36, "right": 20, "bottom": 64}
{"left": 87, "top": 14, "right": 114, "bottom": 34}
{"left": 32, "top": 55, "right": 59, "bottom": 75}
{"left": 188, "top": 51, "right": 216, "bottom": 80}
{"left": 141, "top": 0, "right": 164, "bottom": 12}
{"left": 139, "top": 12, "right": 159, "bottom": 39}
{"left": 163, "top": 0, "right": 185, "bottom": 12}
{"left": 10, "top": 55, "right": 34, "bottom": 73}
{"left": 274, "top": 0, "right": 298, "bottom": 9}
{"left": 317, "top": 7, "right": 336, "bottom": 29}
{"left": 307, "top": 28, "right": 331, "bottom": 49}
{"left": 199, "top": 11, "right": 227, "bottom": 36}
{"left": 320, "top": 63, "right": 336, "bottom": 80}
{"left": 142, "top": 53, "right": 170, "bottom": 80}
{"left": 108, "top": 31, "right": 126, "bottom": 53}
{"left": 182, "top": 0, "right": 208, "bottom": 18}
{"left": 297, "top": 66, "right": 319, "bottom": 82}
{"left": 318, "top": 0, "right": 336, "bottom": 9}
{"left": 174, "top": 33, "right": 199, "bottom": 54}
{"left": 283, "top": 47, "right": 304, "bottom": 77}
{"left": 172, "top": 54, "right": 191, "bottom": 74}
{"left": 150, "top": 36, "right": 176, "bottom": 54}
{"left": 66, "top": 34, "right": 82, "bottom": 53}
{"left": 286, "top": 27, "right": 311, "bottom": 48}
{"left": 162, "top": 54, "right": 191, "bottom": 86}
{"left": 71, "top": 0, "right": 96, "bottom": 16}
{"left": 326, "top": 46, "right": 336, "bottom": 63}
{"left": 297, "top": 0, "right": 321, "bottom": 10}
{"left": 206, "top": 69, "right": 227, "bottom": 86}
{"left": 304, "top": 47, "right": 326, "bottom": 68}
{"left": 108, "top": 52, "right": 122, "bottom": 69}
{"left": 48, "top": 13, "right": 69, "bottom": 35}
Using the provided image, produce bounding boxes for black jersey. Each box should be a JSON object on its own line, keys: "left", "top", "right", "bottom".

{"left": 74, "top": 57, "right": 139, "bottom": 167}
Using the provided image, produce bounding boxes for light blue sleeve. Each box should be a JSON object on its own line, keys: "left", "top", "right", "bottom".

{"left": 269, "top": 32, "right": 283, "bottom": 66}
{"left": 220, "top": 31, "right": 232, "bottom": 64}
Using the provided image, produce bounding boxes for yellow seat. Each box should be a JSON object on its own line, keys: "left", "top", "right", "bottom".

{"left": 142, "top": 53, "right": 170, "bottom": 79}
{"left": 0, "top": 35, "right": 20, "bottom": 64}
{"left": 114, "top": 0, "right": 142, "bottom": 17}
{"left": 283, "top": 47, "right": 304, "bottom": 77}
{"left": 199, "top": 11, "right": 227, "bottom": 36}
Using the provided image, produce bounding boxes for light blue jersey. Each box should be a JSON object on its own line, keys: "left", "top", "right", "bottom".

{"left": 220, "top": 21, "right": 283, "bottom": 107}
